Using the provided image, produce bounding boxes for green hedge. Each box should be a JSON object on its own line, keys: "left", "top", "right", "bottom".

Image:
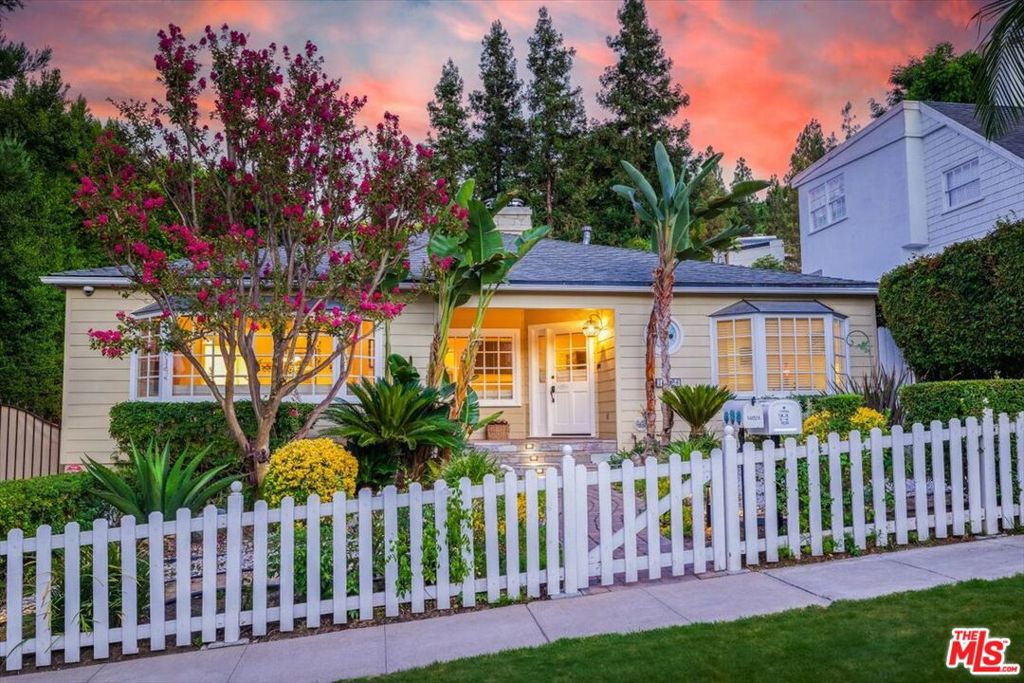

{"left": 0, "top": 473, "right": 107, "bottom": 536}
{"left": 900, "top": 380, "right": 1024, "bottom": 425}
{"left": 108, "top": 401, "right": 317, "bottom": 476}
{"left": 794, "top": 393, "right": 864, "bottom": 418}
{"left": 879, "top": 220, "right": 1024, "bottom": 380}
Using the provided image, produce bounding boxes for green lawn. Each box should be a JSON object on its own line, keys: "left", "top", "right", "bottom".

{"left": 360, "top": 576, "right": 1024, "bottom": 682}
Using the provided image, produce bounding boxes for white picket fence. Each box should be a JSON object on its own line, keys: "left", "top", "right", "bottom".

{"left": 2, "top": 412, "right": 1022, "bottom": 671}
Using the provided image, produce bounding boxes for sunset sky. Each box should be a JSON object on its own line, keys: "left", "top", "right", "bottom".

{"left": 9, "top": 0, "right": 987, "bottom": 179}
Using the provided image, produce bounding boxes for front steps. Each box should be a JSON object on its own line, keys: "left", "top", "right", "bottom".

{"left": 471, "top": 437, "right": 619, "bottom": 473}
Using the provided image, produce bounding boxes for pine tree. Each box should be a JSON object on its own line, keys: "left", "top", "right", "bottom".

{"left": 587, "top": 0, "right": 691, "bottom": 245}
{"left": 526, "top": 6, "right": 585, "bottom": 230}
{"left": 785, "top": 118, "right": 836, "bottom": 183}
{"left": 840, "top": 101, "right": 861, "bottom": 140}
{"left": 764, "top": 175, "right": 800, "bottom": 268}
{"left": 598, "top": 0, "right": 688, "bottom": 143}
{"left": 469, "top": 21, "right": 528, "bottom": 200}
{"left": 426, "top": 59, "right": 471, "bottom": 186}
{"left": 732, "top": 157, "right": 753, "bottom": 188}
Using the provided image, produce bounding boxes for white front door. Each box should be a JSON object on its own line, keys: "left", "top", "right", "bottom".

{"left": 534, "top": 327, "right": 594, "bottom": 436}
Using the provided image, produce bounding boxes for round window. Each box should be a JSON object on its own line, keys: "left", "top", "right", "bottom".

{"left": 643, "top": 318, "right": 683, "bottom": 354}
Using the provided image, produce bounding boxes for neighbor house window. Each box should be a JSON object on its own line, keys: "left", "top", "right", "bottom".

{"left": 711, "top": 301, "right": 849, "bottom": 396}
{"left": 444, "top": 330, "right": 520, "bottom": 405}
{"left": 944, "top": 158, "right": 981, "bottom": 209}
{"left": 131, "top": 316, "right": 378, "bottom": 401}
{"left": 808, "top": 173, "right": 846, "bottom": 231}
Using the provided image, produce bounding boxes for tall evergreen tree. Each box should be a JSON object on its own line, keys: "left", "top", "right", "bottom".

{"left": 525, "top": 6, "right": 585, "bottom": 231}
{"left": 840, "top": 101, "right": 861, "bottom": 140}
{"left": 763, "top": 175, "right": 800, "bottom": 269}
{"left": 587, "top": 0, "right": 691, "bottom": 245}
{"left": 469, "top": 21, "right": 528, "bottom": 200}
{"left": 785, "top": 118, "right": 836, "bottom": 183}
{"left": 732, "top": 157, "right": 753, "bottom": 187}
{"left": 0, "top": 0, "right": 51, "bottom": 85}
{"left": 426, "top": 59, "right": 471, "bottom": 186}
{"left": 598, "top": 0, "right": 688, "bottom": 143}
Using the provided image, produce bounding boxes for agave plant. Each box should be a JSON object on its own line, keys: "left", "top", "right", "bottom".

{"left": 84, "top": 441, "right": 239, "bottom": 521}
{"left": 323, "top": 364, "right": 465, "bottom": 487}
{"left": 660, "top": 384, "right": 735, "bottom": 439}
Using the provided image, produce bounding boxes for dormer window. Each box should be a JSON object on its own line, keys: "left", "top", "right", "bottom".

{"left": 808, "top": 173, "right": 846, "bottom": 231}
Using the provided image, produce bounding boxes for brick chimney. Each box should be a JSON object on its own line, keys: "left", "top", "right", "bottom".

{"left": 493, "top": 200, "right": 532, "bottom": 236}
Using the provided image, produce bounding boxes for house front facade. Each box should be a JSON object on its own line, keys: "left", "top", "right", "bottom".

{"left": 44, "top": 211, "right": 879, "bottom": 468}
{"left": 792, "top": 100, "right": 1024, "bottom": 282}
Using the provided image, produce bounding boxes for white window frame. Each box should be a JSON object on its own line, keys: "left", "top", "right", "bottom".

{"left": 127, "top": 317, "right": 383, "bottom": 403}
{"left": 710, "top": 313, "right": 849, "bottom": 398}
{"left": 447, "top": 328, "right": 521, "bottom": 407}
{"left": 942, "top": 157, "right": 982, "bottom": 211}
{"left": 807, "top": 173, "right": 846, "bottom": 232}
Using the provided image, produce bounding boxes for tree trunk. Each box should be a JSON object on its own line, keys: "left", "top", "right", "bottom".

{"left": 656, "top": 266, "right": 677, "bottom": 447}
{"left": 643, "top": 307, "right": 658, "bottom": 454}
{"left": 251, "top": 404, "right": 277, "bottom": 486}
{"left": 545, "top": 175, "right": 553, "bottom": 228}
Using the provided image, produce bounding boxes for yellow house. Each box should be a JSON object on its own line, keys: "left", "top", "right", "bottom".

{"left": 43, "top": 207, "right": 879, "bottom": 469}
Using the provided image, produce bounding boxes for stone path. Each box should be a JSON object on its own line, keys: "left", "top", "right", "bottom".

{"left": 15, "top": 535, "right": 1022, "bottom": 683}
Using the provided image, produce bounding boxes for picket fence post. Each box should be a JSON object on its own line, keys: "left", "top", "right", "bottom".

{"left": 981, "top": 411, "right": 999, "bottom": 534}
{"left": 723, "top": 428, "right": 742, "bottom": 572}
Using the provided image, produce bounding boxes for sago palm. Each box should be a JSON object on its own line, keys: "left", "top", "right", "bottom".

{"left": 323, "top": 378, "right": 464, "bottom": 483}
{"left": 614, "top": 142, "right": 767, "bottom": 449}
{"left": 84, "top": 441, "right": 238, "bottom": 521}
{"left": 661, "top": 385, "right": 735, "bottom": 439}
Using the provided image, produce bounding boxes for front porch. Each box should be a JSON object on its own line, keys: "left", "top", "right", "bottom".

{"left": 446, "top": 306, "right": 619, "bottom": 462}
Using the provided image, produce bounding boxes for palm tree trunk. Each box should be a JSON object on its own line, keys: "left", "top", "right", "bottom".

{"left": 654, "top": 266, "right": 676, "bottom": 447}
{"left": 643, "top": 307, "right": 658, "bottom": 454}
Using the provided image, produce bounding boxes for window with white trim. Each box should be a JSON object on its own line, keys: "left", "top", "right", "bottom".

{"left": 444, "top": 330, "right": 520, "bottom": 405}
{"left": 712, "top": 311, "right": 849, "bottom": 396}
{"left": 808, "top": 173, "right": 846, "bottom": 231}
{"left": 944, "top": 158, "right": 981, "bottom": 209}
{"left": 132, "top": 318, "right": 378, "bottom": 401}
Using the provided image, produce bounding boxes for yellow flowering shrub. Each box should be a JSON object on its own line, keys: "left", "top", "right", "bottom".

{"left": 262, "top": 438, "right": 358, "bottom": 506}
{"left": 802, "top": 407, "right": 888, "bottom": 443}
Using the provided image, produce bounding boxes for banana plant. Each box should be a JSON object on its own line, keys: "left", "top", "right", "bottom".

{"left": 614, "top": 142, "right": 768, "bottom": 450}
{"left": 425, "top": 179, "right": 550, "bottom": 423}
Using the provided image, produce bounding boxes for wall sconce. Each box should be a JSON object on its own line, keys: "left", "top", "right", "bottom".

{"left": 582, "top": 314, "right": 602, "bottom": 338}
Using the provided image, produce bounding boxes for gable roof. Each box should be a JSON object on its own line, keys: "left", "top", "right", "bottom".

{"left": 43, "top": 236, "right": 876, "bottom": 294}
{"left": 922, "top": 101, "right": 1024, "bottom": 160}
{"left": 792, "top": 100, "right": 1024, "bottom": 186}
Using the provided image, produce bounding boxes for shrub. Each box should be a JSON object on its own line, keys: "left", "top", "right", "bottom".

{"left": 900, "top": 379, "right": 1024, "bottom": 425}
{"left": 0, "top": 473, "right": 107, "bottom": 536}
{"left": 879, "top": 219, "right": 1024, "bottom": 380}
{"left": 842, "top": 367, "right": 910, "bottom": 426}
{"left": 802, "top": 407, "right": 888, "bottom": 443}
{"left": 750, "top": 254, "right": 785, "bottom": 271}
{"left": 322, "top": 361, "right": 463, "bottom": 488}
{"left": 661, "top": 385, "right": 734, "bottom": 438}
{"left": 84, "top": 441, "right": 239, "bottom": 521}
{"left": 262, "top": 438, "right": 359, "bottom": 506}
{"left": 664, "top": 435, "right": 720, "bottom": 459}
{"left": 793, "top": 393, "right": 864, "bottom": 419}
{"left": 108, "top": 401, "right": 316, "bottom": 477}
{"left": 431, "top": 449, "right": 503, "bottom": 487}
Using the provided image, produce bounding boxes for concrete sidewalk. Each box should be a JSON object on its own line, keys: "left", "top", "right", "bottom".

{"left": 16, "top": 535, "right": 1024, "bottom": 683}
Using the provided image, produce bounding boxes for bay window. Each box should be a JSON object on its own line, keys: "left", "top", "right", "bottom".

{"left": 711, "top": 300, "right": 849, "bottom": 396}
{"left": 444, "top": 330, "right": 520, "bottom": 406}
{"left": 130, "top": 314, "right": 378, "bottom": 402}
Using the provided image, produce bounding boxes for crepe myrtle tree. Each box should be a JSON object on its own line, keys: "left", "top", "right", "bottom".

{"left": 614, "top": 142, "right": 767, "bottom": 450}
{"left": 75, "top": 25, "right": 462, "bottom": 484}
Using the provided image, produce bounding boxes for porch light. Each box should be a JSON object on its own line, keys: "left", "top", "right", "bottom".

{"left": 582, "top": 314, "right": 602, "bottom": 338}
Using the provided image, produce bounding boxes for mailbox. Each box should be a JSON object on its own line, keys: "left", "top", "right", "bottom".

{"left": 765, "top": 399, "right": 802, "bottom": 435}
{"left": 724, "top": 398, "right": 803, "bottom": 436}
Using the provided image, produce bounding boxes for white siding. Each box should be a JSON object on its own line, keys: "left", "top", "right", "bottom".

{"left": 920, "top": 109, "right": 1024, "bottom": 250}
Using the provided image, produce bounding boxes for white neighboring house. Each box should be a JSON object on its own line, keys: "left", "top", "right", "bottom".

{"left": 791, "top": 101, "right": 1024, "bottom": 282}
{"left": 716, "top": 235, "right": 786, "bottom": 267}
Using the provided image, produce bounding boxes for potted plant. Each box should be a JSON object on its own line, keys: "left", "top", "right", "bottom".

{"left": 485, "top": 418, "right": 510, "bottom": 441}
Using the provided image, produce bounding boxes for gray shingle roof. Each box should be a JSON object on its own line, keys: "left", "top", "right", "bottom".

{"left": 923, "top": 101, "right": 1024, "bottom": 160}
{"left": 710, "top": 299, "right": 845, "bottom": 318}
{"left": 49, "top": 236, "right": 875, "bottom": 291}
